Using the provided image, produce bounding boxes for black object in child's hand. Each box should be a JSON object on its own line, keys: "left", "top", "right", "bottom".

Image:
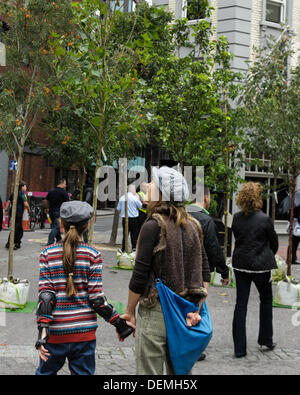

{"left": 113, "top": 317, "right": 134, "bottom": 339}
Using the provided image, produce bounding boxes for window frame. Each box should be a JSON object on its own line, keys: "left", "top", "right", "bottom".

{"left": 182, "top": 0, "right": 207, "bottom": 24}
{"left": 263, "top": 0, "right": 286, "bottom": 27}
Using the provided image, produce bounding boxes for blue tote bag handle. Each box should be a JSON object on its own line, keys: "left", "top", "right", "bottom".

{"left": 156, "top": 279, "right": 213, "bottom": 375}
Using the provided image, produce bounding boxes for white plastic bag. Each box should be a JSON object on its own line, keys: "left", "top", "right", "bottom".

{"left": 210, "top": 270, "right": 224, "bottom": 286}
{"left": 273, "top": 276, "right": 300, "bottom": 307}
{"left": 0, "top": 278, "right": 30, "bottom": 309}
{"left": 210, "top": 258, "right": 235, "bottom": 287}
{"left": 272, "top": 255, "right": 287, "bottom": 283}
{"left": 116, "top": 250, "right": 135, "bottom": 269}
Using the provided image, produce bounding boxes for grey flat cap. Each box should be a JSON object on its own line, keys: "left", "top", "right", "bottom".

{"left": 152, "top": 166, "right": 190, "bottom": 203}
{"left": 60, "top": 201, "right": 94, "bottom": 223}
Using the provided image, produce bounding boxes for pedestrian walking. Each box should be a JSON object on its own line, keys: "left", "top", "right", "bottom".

{"left": 288, "top": 206, "right": 300, "bottom": 265}
{"left": 187, "top": 185, "right": 230, "bottom": 362}
{"left": 121, "top": 167, "right": 211, "bottom": 375}
{"left": 5, "top": 181, "right": 30, "bottom": 250}
{"left": 187, "top": 185, "right": 230, "bottom": 285}
{"left": 117, "top": 184, "right": 142, "bottom": 252}
{"left": 35, "top": 200, "right": 133, "bottom": 375}
{"left": 231, "top": 182, "right": 278, "bottom": 358}
{"left": 44, "top": 178, "right": 69, "bottom": 246}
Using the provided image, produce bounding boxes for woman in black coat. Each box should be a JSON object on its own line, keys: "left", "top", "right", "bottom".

{"left": 232, "top": 182, "right": 278, "bottom": 358}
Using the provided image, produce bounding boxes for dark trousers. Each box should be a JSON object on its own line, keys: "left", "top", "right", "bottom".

{"left": 232, "top": 270, "right": 273, "bottom": 355}
{"left": 292, "top": 235, "right": 300, "bottom": 264}
{"left": 47, "top": 215, "right": 61, "bottom": 245}
{"left": 7, "top": 214, "right": 23, "bottom": 246}
{"left": 122, "top": 217, "right": 140, "bottom": 251}
{"left": 36, "top": 340, "right": 96, "bottom": 375}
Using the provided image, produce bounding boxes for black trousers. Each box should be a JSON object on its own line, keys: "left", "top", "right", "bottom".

{"left": 292, "top": 235, "right": 300, "bottom": 264}
{"left": 7, "top": 214, "right": 23, "bottom": 246}
{"left": 232, "top": 270, "right": 273, "bottom": 355}
{"left": 122, "top": 217, "right": 140, "bottom": 251}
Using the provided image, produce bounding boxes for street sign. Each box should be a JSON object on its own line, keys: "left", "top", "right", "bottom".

{"left": 9, "top": 160, "right": 17, "bottom": 171}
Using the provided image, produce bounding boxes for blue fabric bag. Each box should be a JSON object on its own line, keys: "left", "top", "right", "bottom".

{"left": 156, "top": 279, "right": 213, "bottom": 375}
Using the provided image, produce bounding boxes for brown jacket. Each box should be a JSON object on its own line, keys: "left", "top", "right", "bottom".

{"left": 133, "top": 213, "right": 210, "bottom": 307}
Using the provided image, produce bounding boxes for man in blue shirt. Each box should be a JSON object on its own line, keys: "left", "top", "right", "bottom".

{"left": 117, "top": 185, "right": 142, "bottom": 252}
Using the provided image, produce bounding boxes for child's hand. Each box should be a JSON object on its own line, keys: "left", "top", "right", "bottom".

{"left": 186, "top": 312, "right": 201, "bottom": 327}
{"left": 37, "top": 344, "right": 51, "bottom": 362}
{"left": 117, "top": 313, "right": 136, "bottom": 342}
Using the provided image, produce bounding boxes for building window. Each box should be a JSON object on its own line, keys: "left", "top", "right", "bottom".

{"left": 183, "top": 0, "right": 208, "bottom": 22}
{"left": 110, "top": 0, "right": 137, "bottom": 13}
{"left": 265, "top": 0, "right": 285, "bottom": 24}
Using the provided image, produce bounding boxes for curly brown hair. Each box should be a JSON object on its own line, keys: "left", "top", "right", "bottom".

{"left": 236, "top": 182, "right": 263, "bottom": 215}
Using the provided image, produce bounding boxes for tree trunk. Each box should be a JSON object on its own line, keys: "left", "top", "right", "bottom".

{"left": 109, "top": 204, "right": 120, "bottom": 245}
{"left": 124, "top": 198, "right": 129, "bottom": 253}
{"left": 271, "top": 176, "right": 278, "bottom": 226}
{"left": 287, "top": 175, "right": 296, "bottom": 277}
{"left": 79, "top": 168, "right": 86, "bottom": 201}
{"left": 8, "top": 147, "right": 23, "bottom": 280}
{"left": 223, "top": 192, "right": 229, "bottom": 260}
{"left": 88, "top": 150, "right": 101, "bottom": 244}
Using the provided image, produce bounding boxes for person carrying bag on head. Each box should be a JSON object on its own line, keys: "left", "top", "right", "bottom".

{"left": 121, "top": 167, "right": 211, "bottom": 375}
{"left": 35, "top": 201, "right": 133, "bottom": 375}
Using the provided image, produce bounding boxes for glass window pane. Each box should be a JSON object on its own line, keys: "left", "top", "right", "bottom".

{"left": 266, "top": 1, "right": 282, "bottom": 23}
{"left": 187, "top": 0, "right": 207, "bottom": 21}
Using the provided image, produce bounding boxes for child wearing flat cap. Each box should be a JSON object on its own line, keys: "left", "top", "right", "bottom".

{"left": 35, "top": 201, "right": 133, "bottom": 375}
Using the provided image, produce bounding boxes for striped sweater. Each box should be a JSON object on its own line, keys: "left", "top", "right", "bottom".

{"left": 37, "top": 242, "right": 119, "bottom": 343}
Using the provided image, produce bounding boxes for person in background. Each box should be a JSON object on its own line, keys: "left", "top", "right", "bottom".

{"left": 187, "top": 185, "right": 230, "bottom": 285}
{"left": 117, "top": 184, "right": 142, "bottom": 252}
{"left": 35, "top": 201, "right": 133, "bottom": 375}
{"left": 231, "top": 182, "right": 278, "bottom": 358}
{"left": 187, "top": 185, "right": 230, "bottom": 362}
{"left": 121, "top": 167, "right": 210, "bottom": 375}
{"left": 291, "top": 206, "right": 300, "bottom": 265}
{"left": 44, "top": 179, "right": 69, "bottom": 246}
{"left": 5, "top": 181, "right": 30, "bottom": 250}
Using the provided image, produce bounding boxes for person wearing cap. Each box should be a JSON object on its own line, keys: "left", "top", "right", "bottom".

{"left": 35, "top": 201, "right": 133, "bottom": 375}
{"left": 121, "top": 166, "right": 211, "bottom": 375}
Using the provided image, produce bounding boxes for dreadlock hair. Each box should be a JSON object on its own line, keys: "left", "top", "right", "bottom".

{"left": 61, "top": 220, "right": 89, "bottom": 297}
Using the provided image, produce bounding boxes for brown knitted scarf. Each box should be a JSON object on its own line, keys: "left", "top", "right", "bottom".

{"left": 151, "top": 213, "right": 208, "bottom": 302}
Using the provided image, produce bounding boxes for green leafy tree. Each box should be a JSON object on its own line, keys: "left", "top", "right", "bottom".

{"left": 40, "top": 106, "right": 97, "bottom": 200}
{"left": 51, "top": 0, "right": 145, "bottom": 244}
{"left": 241, "top": 30, "right": 300, "bottom": 275}
{"left": 0, "top": 0, "right": 73, "bottom": 279}
{"left": 136, "top": 2, "right": 245, "bottom": 257}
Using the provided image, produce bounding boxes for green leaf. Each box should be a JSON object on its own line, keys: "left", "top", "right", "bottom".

{"left": 91, "top": 116, "right": 101, "bottom": 127}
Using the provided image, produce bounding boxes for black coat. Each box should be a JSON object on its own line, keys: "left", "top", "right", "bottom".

{"left": 187, "top": 205, "right": 229, "bottom": 279}
{"left": 232, "top": 210, "right": 278, "bottom": 271}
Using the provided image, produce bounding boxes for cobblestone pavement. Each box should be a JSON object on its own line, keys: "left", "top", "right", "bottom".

{"left": 1, "top": 344, "right": 300, "bottom": 375}
{"left": 1, "top": 229, "right": 300, "bottom": 376}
